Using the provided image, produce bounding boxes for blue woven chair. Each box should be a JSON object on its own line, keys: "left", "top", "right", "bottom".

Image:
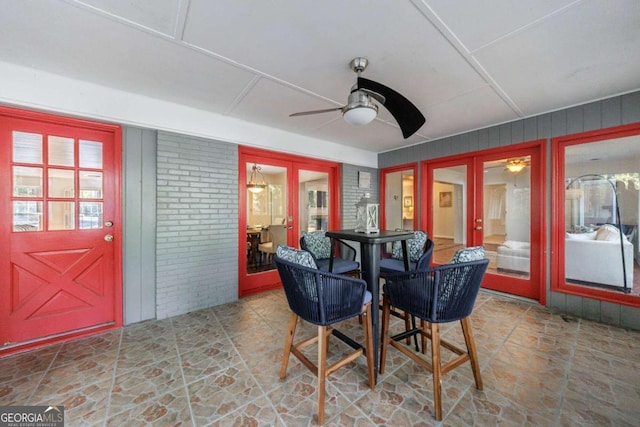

{"left": 380, "top": 257, "right": 489, "bottom": 421}
{"left": 300, "top": 230, "right": 359, "bottom": 275}
{"left": 380, "top": 232, "right": 434, "bottom": 274}
{"left": 380, "top": 235, "right": 434, "bottom": 349}
{"left": 275, "top": 247, "right": 374, "bottom": 424}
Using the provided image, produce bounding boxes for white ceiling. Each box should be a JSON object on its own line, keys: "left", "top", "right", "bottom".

{"left": 1, "top": 0, "right": 639, "bottom": 154}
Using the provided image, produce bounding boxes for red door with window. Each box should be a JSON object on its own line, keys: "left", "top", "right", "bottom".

{"left": 0, "top": 107, "right": 122, "bottom": 351}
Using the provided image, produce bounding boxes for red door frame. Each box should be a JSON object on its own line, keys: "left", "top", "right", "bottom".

{"left": 238, "top": 147, "right": 341, "bottom": 297}
{"left": 0, "top": 106, "right": 122, "bottom": 356}
{"left": 379, "top": 163, "right": 419, "bottom": 230}
{"left": 421, "top": 140, "right": 546, "bottom": 304}
{"left": 552, "top": 122, "right": 640, "bottom": 307}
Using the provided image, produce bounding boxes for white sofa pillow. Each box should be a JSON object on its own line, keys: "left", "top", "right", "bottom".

{"left": 502, "top": 240, "right": 530, "bottom": 249}
{"left": 595, "top": 224, "right": 622, "bottom": 241}
{"left": 566, "top": 231, "right": 597, "bottom": 240}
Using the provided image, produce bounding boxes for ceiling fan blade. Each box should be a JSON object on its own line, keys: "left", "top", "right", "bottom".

{"left": 357, "top": 77, "right": 426, "bottom": 138}
{"left": 289, "top": 107, "right": 343, "bottom": 117}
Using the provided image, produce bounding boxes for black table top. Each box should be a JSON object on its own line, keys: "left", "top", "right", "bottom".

{"left": 326, "top": 229, "right": 414, "bottom": 244}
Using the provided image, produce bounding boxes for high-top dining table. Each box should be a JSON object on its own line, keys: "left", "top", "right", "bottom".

{"left": 325, "top": 229, "right": 414, "bottom": 381}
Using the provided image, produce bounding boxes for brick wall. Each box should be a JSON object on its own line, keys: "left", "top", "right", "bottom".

{"left": 341, "top": 163, "right": 379, "bottom": 229}
{"left": 156, "top": 131, "right": 238, "bottom": 319}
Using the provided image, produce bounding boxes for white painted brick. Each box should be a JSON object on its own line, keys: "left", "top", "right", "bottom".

{"left": 156, "top": 131, "right": 239, "bottom": 318}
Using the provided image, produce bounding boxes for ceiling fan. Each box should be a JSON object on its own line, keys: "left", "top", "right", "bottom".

{"left": 290, "top": 57, "right": 426, "bottom": 139}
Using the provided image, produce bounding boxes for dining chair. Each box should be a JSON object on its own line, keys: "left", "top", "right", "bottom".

{"left": 300, "top": 230, "right": 360, "bottom": 275}
{"left": 379, "top": 232, "right": 434, "bottom": 348}
{"left": 379, "top": 247, "right": 488, "bottom": 421}
{"left": 275, "top": 245, "right": 375, "bottom": 424}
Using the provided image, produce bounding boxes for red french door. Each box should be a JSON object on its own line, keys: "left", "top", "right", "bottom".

{"left": 238, "top": 147, "right": 341, "bottom": 297}
{"left": 423, "top": 141, "right": 545, "bottom": 303}
{"left": 0, "top": 107, "right": 122, "bottom": 351}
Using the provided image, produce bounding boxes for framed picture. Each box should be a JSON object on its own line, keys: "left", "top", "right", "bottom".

{"left": 403, "top": 196, "right": 412, "bottom": 207}
{"left": 358, "top": 171, "right": 371, "bottom": 189}
{"left": 439, "top": 191, "right": 452, "bottom": 207}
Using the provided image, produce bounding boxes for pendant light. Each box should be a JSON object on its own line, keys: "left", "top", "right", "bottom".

{"left": 247, "top": 164, "right": 267, "bottom": 193}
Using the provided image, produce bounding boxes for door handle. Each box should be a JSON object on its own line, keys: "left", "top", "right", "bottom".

{"left": 104, "top": 234, "right": 114, "bottom": 242}
{"left": 474, "top": 226, "right": 483, "bottom": 231}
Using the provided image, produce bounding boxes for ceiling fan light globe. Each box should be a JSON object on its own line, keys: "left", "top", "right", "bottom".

{"left": 343, "top": 105, "right": 377, "bottom": 126}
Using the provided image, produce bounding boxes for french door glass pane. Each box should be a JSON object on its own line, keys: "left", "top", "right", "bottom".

{"left": 432, "top": 165, "right": 467, "bottom": 265}
{"left": 384, "top": 169, "right": 414, "bottom": 231}
{"left": 299, "top": 169, "right": 329, "bottom": 233}
{"left": 246, "top": 163, "right": 287, "bottom": 274}
{"left": 485, "top": 157, "right": 531, "bottom": 279}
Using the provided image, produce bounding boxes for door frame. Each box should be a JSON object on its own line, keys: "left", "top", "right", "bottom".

{"left": 0, "top": 105, "right": 122, "bottom": 356}
{"left": 421, "top": 139, "right": 546, "bottom": 304}
{"left": 238, "top": 147, "right": 341, "bottom": 297}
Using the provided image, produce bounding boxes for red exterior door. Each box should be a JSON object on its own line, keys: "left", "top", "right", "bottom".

{"left": 0, "top": 107, "right": 122, "bottom": 350}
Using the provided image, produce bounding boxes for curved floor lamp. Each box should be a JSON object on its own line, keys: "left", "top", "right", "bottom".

{"left": 565, "top": 174, "right": 629, "bottom": 294}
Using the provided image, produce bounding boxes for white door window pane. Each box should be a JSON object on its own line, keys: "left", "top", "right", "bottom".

{"left": 48, "top": 201, "right": 75, "bottom": 230}
{"left": 13, "top": 131, "right": 43, "bottom": 164}
{"left": 13, "top": 166, "right": 43, "bottom": 197}
{"left": 48, "top": 169, "right": 75, "bottom": 198}
{"left": 79, "top": 140, "right": 103, "bottom": 169}
{"left": 80, "top": 202, "right": 103, "bottom": 229}
{"left": 13, "top": 201, "right": 42, "bottom": 231}
{"left": 79, "top": 171, "right": 103, "bottom": 198}
{"left": 48, "top": 136, "right": 75, "bottom": 166}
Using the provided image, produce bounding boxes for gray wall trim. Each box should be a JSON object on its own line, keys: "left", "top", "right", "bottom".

{"left": 379, "top": 90, "right": 640, "bottom": 330}
{"left": 122, "top": 127, "right": 157, "bottom": 324}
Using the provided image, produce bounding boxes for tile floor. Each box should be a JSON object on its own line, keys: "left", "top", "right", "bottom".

{"left": 1, "top": 289, "right": 639, "bottom": 426}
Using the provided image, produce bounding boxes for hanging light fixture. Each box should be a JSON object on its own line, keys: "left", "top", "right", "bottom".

{"left": 506, "top": 159, "right": 527, "bottom": 173}
{"left": 247, "top": 164, "right": 267, "bottom": 193}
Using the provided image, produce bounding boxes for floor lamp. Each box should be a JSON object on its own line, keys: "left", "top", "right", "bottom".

{"left": 565, "top": 174, "right": 629, "bottom": 294}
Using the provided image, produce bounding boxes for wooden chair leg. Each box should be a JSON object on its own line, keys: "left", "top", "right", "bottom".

{"left": 430, "top": 322, "right": 443, "bottom": 421}
{"left": 280, "top": 312, "right": 298, "bottom": 379}
{"left": 362, "top": 303, "right": 375, "bottom": 389}
{"left": 379, "top": 295, "right": 391, "bottom": 375}
{"left": 317, "top": 325, "right": 328, "bottom": 425}
{"left": 421, "top": 319, "right": 428, "bottom": 354}
{"left": 461, "top": 317, "right": 483, "bottom": 390}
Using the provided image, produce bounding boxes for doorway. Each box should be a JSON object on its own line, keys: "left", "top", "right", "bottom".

{"left": 0, "top": 107, "right": 122, "bottom": 352}
{"left": 423, "top": 141, "right": 545, "bottom": 302}
{"left": 238, "top": 148, "right": 340, "bottom": 296}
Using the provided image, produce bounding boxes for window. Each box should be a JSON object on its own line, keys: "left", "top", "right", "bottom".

{"left": 553, "top": 124, "right": 640, "bottom": 304}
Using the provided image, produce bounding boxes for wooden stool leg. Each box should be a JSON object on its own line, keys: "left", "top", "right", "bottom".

{"left": 430, "top": 322, "right": 443, "bottom": 421}
{"left": 461, "top": 317, "right": 483, "bottom": 390}
{"left": 280, "top": 312, "right": 298, "bottom": 379}
{"left": 362, "top": 303, "right": 375, "bottom": 389}
{"left": 379, "top": 295, "right": 391, "bottom": 375}
{"left": 317, "top": 325, "right": 328, "bottom": 425}
{"left": 421, "top": 319, "right": 428, "bottom": 354}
